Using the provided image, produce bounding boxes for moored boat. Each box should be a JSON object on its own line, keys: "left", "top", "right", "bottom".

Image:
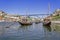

{"left": 43, "top": 19, "right": 51, "bottom": 26}
{"left": 18, "top": 17, "right": 32, "bottom": 25}
{"left": 35, "top": 21, "right": 40, "bottom": 24}
{"left": 18, "top": 21, "right": 32, "bottom": 25}
{"left": 34, "top": 19, "right": 41, "bottom": 24}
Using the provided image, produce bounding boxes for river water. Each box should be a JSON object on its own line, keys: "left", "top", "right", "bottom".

{"left": 0, "top": 22, "right": 60, "bottom": 40}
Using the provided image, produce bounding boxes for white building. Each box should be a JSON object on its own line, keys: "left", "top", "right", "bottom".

{"left": 5, "top": 15, "right": 20, "bottom": 22}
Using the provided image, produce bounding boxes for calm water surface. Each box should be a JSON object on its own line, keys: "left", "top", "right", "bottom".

{"left": 0, "top": 22, "right": 60, "bottom": 40}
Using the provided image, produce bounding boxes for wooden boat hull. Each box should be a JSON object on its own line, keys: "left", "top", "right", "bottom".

{"left": 43, "top": 21, "right": 51, "bottom": 26}
{"left": 18, "top": 22, "right": 32, "bottom": 25}
{"left": 35, "top": 21, "right": 41, "bottom": 24}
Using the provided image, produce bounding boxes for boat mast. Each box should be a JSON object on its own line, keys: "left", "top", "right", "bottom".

{"left": 48, "top": 3, "right": 50, "bottom": 15}
{"left": 25, "top": 8, "right": 27, "bottom": 19}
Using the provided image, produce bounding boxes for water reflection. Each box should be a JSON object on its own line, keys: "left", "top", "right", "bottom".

{"left": 43, "top": 26, "right": 51, "bottom": 32}
{"left": 0, "top": 22, "right": 60, "bottom": 40}
{"left": 51, "top": 23, "right": 60, "bottom": 32}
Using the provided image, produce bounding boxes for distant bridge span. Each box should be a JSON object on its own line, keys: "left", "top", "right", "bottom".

{"left": 20, "top": 14, "right": 52, "bottom": 16}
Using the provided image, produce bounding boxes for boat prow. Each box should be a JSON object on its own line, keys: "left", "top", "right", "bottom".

{"left": 43, "top": 19, "right": 51, "bottom": 26}
{"left": 43, "top": 21, "right": 51, "bottom": 26}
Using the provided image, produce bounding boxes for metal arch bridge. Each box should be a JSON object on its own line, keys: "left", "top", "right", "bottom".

{"left": 20, "top": 14, "right": 52, "bottom": 16}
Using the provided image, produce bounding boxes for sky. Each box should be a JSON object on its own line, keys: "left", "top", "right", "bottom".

{"left": 0, "top": 0, "right": 60, "bottom": 15}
